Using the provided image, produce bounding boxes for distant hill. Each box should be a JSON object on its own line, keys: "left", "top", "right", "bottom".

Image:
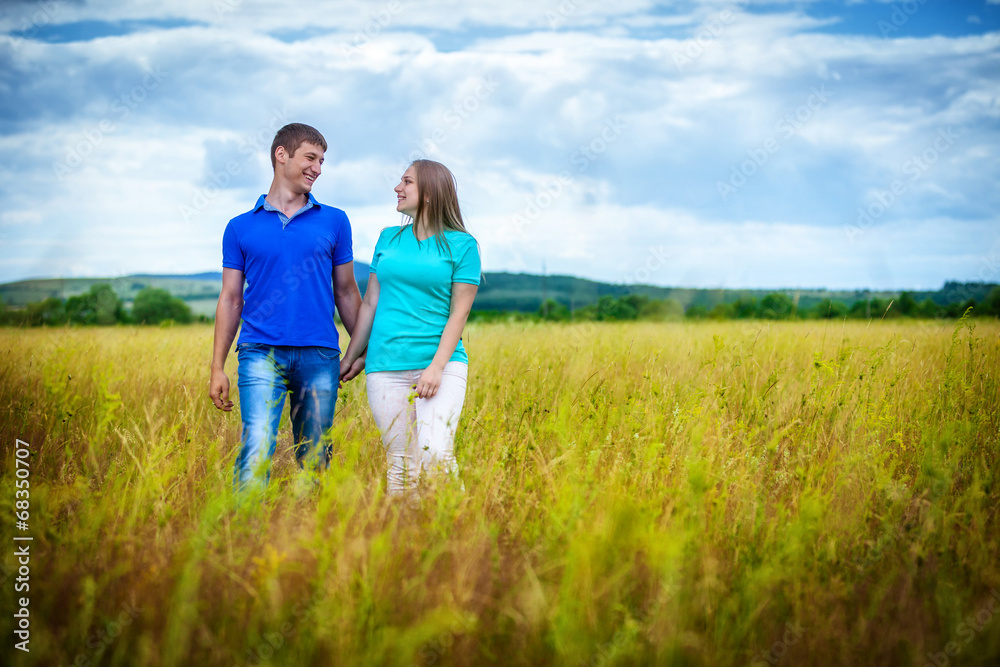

{"left": 0, "top": 265, "right": 374, "bottom": 317}
{"left": 0, "top": 270, "right": 994, "bottom": 318}
{"left": 0, "top": 275, "right": 226, "bottom": 316}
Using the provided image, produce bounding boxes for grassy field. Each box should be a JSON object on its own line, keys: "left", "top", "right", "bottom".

{"left": 1, "top": 319, "right": 998, "bottom": 666}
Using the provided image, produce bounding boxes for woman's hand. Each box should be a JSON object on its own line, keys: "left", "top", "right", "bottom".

{"left": 415, "top": 364, "right": 444, "bottom": 399}
{"left": 340, "top": 354, "right": 365, "bottom": 384}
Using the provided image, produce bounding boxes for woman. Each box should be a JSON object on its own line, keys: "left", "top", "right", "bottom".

{"left": 340, "top": 160, "right": 480, "bottom": 495}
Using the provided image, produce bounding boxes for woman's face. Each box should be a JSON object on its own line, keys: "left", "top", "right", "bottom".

{"left": 394, "top": 166, "right": 420, "bottom": 219}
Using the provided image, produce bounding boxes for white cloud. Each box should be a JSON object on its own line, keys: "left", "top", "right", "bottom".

{"left": 0, "top": 1, "right": 997, "bottom": 289}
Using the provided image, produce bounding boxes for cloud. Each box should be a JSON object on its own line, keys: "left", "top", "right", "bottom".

{"left": 0, "top": 1, "right": 997, "bottom": 289}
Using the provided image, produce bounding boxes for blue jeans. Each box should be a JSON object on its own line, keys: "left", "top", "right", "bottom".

{"left": 234, "top": 343, "right": 339, "bottom": 490}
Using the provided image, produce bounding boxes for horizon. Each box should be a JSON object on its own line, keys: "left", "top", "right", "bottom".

{"left": 0, "top": 269, "right": 992, "bottom": 297}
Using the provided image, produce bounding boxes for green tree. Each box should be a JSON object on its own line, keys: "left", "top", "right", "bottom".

{"left": 131, "top": 287, "right": 194, "bottom": 324}
{"left": 685, "top": 304, "right": 708, "bottom": 319}
{"left": 945, "top": 299, "right": 976, "bottom": 318}
{"left": 916, "top": 299, "right": 941, "bottom": 319}
{"left": 981, "top": 286, "right": 1000, "bottom": 317}
{"left": 595, "top": 295, "right": 637, "bottom": 321}
{"left": 25, "top": 297, "right": 67, "bottom": 326}
{"left": 709, "top": 303, "right": 731, "bottom": 320}
{"left": 594, "top": 294, "right": 646, "bottom": 321}
{"left": 848, "top": 297, "right": 897, "bottom": 319}
{"left": 897, "top": 291, "right": 917, "bottom": 316}
{"left": 639, "top": 298, "right": 684, "bottom": 321}
{"left": 731, "top": 297, "right": 758, "bottom": 319}
{"left": 537, "top": 299, "right": 570, "bottom": 321}
{"left": 760, "top": 293, "right": 794, "bottom": 320}
{"left": 871, "top": 297, "right": 898, "bottom": 318}
{"left": 65, "top": 284, "right": 125, "bottom": 325}
{"left": 572, "top": 303, "right": 599, "bottom": 321}
{"left": 814, "top": 298, "right": 847, "bottom": 319}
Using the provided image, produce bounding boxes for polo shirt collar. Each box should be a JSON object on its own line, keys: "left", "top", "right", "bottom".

{"left": 253, "top": 192, "right": 321, "bottom": 212}
{"left": 254, "top": 192, "right": 320, "bottom": 229}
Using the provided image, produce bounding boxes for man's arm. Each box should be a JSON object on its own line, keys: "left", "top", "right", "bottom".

{"left": 334, "top": 261, "right": 366, "bottom": 382}
{"left": 333, "top": 261, "right": 363, "bottom": 334}
{"left": 209, "top": 268, "right": 245, "bottom": 411}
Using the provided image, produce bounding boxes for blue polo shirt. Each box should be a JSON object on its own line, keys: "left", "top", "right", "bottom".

{"left": 222, "top": 193, "right": 353, "bottom": 350}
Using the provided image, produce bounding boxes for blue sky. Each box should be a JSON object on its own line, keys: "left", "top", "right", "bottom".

{"left": 1, "top": 0, "right": 998, "bottom": 290}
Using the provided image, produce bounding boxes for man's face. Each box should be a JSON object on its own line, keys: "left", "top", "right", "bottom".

{"left": 277, "top": 141, "right": 324, "bottom": 193}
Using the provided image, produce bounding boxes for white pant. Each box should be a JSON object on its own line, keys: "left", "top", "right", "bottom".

{"left": 366, "top": 361, "right": 468, "bottom": 495}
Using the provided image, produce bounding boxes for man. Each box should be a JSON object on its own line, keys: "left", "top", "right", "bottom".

{"left": 209, "top": 122, "right": 365, "bottom": 490}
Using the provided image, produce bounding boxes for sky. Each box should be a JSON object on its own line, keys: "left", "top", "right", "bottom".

{"left": 0, "top": 0, "right": 998, "bottom": 291}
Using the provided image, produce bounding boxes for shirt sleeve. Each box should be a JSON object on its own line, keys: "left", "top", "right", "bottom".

{"left": 332, "top": 210, "right": 354, "bottom": 266}
{"left": 370, "top": 228, "right": 388, "bottom": 274}
{"left": 221, "top": 220, "right": 244, "bottom": 271}
{"left": 452, "top": 235, "right": 481, "bottom": 285}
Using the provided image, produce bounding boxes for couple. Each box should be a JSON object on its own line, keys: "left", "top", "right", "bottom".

{"left": 208, "top": 123, "right": 480, "bottom": 496}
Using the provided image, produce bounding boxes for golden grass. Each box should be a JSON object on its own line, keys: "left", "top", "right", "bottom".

{"left": 1, "top": 318, "right": 998, "bottom": 666}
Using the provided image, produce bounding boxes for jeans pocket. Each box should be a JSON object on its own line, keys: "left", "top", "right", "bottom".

{"left": 315, "top": 346, "right": 340, "bottom": 361}
{"left": 236, "top": 342, "right": 268, "bottom": 358}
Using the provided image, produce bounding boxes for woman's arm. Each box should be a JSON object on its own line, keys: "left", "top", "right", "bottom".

{"left": 415, "top": 282, "right": 479, "bottom": 398}
{"left": 339, "top": 273, "right": 381, "bottom": 382}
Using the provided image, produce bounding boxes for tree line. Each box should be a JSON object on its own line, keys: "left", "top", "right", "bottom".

{"left": 4, "top": 284, "right": 999, "bottom": 327}
{"left": 1, "top": 285, "right": 200, "bottom": 326}
{"left": 471, "top": 287, "right": 1000, "bottom": 322}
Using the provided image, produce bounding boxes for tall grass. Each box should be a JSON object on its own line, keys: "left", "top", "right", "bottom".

{"left": 1, "top": 318, "right": 998, "bottom": 666}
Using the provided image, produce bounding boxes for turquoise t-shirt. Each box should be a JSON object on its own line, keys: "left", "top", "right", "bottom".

{"left": 366, "top": 225, "right": 481, "bottom": 373}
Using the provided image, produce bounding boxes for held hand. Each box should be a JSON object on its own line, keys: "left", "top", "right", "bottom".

{"left": 341, "top": 354, "right": 366, "bottom": 383}
{"left": 209, "top": 368, "right": 233, "bottom": 411}
{"left": 415, "top": 364, "right": 443, "bottom": 399}
{"left": 339, "top": 354, "right": 364, "bottom": 384}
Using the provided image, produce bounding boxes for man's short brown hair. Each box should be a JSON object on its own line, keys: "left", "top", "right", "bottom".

{"left": 270, "top": 123, "right": 327, "bottom": 170}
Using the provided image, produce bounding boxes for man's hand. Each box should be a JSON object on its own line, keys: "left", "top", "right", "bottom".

{"left": 210, "top": 368, "right": 234, "bottom": 411}
{"left": 339, "top": 355, "right": 366, "bottom": 384}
